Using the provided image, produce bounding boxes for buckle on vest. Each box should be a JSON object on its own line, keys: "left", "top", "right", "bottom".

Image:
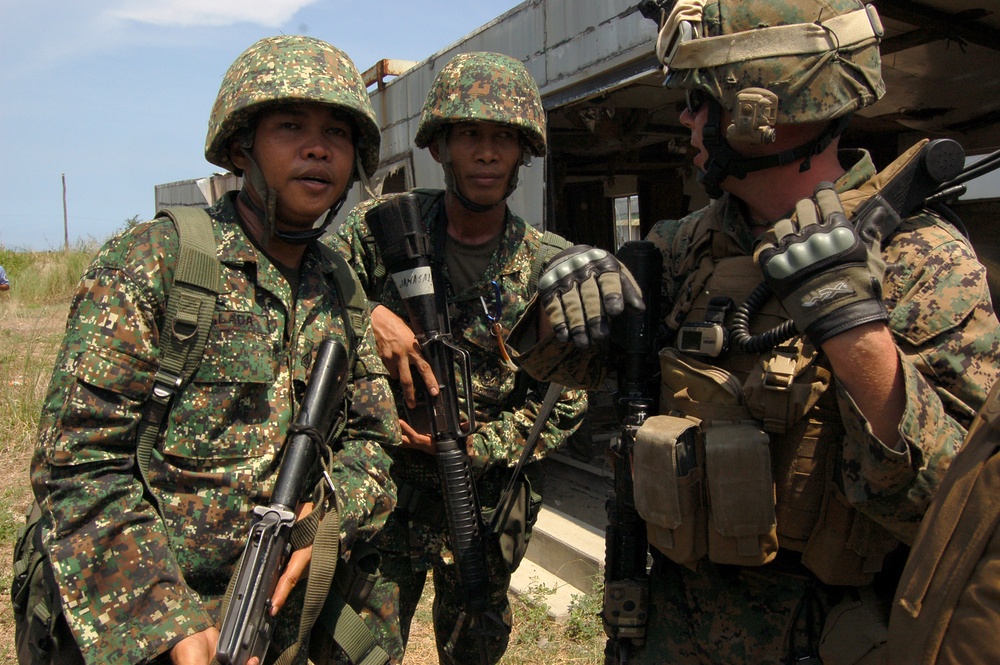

{"left": 763, "top": 346, "right": 797, "bottom": 391}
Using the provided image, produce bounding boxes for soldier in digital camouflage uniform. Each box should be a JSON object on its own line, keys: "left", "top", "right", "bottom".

{"left": 515, "top": 1, "right": 1000, "bottom": 663}
{"left": 27, "top": 35, "right": 404, "bottom": 665}
{"left": 329, "top": 52, "right": 589, "bottom": 664}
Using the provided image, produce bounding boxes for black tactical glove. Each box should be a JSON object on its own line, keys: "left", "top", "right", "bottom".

{"left": 538, "top": 245, "right": 645, "bottom": 349}
{"left": 754, "top": 182, "right": 888, "bottom": 346}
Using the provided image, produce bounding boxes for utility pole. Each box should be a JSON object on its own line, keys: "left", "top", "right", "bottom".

{"left": 62, "top": 173, "right": 69, "bottom": 251}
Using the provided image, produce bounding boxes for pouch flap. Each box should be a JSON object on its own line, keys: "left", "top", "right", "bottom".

{"left": 705, "top": 424, "right": 775, "bottom": 538}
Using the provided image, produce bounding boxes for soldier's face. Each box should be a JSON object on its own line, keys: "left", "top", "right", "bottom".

{"left": 437, "top": 121, "right": 522, "bottom": 206}
{"left": 233, "top": 103, "right": 356, "bottom": 229}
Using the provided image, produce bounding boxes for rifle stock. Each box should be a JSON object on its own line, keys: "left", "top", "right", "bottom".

{"left": 605, "top": 240, "right": 662, "bottom": 665}
{"left": 216, "top": 338, "right": 351, "bottom": 665}
{"left": 365, "top": 195, "right": 496, "bottom": 659}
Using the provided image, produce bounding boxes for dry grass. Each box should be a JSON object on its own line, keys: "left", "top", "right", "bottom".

{"left": 0, "top": 296, "right": 71, "bottom": 662}
{"left": 0, "top": 248, "right": 605, "bottom": 664}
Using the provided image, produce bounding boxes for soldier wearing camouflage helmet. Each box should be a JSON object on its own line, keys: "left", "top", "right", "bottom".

{"left": 24, "top": 35, "right": 405, "bottom": 665}
{"left": 587, "top": 1, "right": 1000, "bottom": 663}
{"left": 330, "top": 51, "right": 600, "bottom": 664}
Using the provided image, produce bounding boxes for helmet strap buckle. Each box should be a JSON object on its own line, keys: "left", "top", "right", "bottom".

{"left": 726, "top": 88, "right": 779, "bottom": 146}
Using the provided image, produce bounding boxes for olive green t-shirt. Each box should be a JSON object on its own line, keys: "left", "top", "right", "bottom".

{"left": 445, "top": 232, "right": 502, "bottom": 296}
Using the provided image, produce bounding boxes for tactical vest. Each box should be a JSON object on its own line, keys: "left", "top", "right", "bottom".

{"left": 633, "top": 196, "right": 899, "bottom": 585}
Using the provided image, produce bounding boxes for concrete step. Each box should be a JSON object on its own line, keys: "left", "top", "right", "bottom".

{"left": 509, "top": 452, "right": 609, "bottom": 620}
{"left": 529, "top": 505, "right": 604, "bottom": 591}
{"left": 508, "top": 557, "right": 589, "bottom": 623}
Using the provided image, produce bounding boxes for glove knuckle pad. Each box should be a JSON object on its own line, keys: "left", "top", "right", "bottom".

{"left": 766, "top": 226, "right": 859, "bottom": 280}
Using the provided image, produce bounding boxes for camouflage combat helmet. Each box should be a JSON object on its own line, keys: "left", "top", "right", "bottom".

{"left": 645, "top": 0, "right": 884, "bottom": 196}
{"left": 414, "top": 52, "right": 547, "bottom": 157}
{"left": 205, "top": 35, "right": 380, "bottom": 179}
{"left": 654, "top": 0, "right": 885, "bottom": 129}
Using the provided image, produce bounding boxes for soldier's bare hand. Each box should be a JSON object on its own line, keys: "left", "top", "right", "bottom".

{"left": 371, "top": 304, "right": 439, "bottom": 407}
{"left": 399, "top": 419, "right": 435, "bottom": 454}
{"left": 270, "top": 502, "right": 315, "bottom": 615}
{"left": 170, "top": 627, "right": 219, "bottom": 665}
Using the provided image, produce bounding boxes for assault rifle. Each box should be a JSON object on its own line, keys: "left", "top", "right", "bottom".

{"left": 604, "top": 240, "right": 662, "bottom": 665}
{"left": 365, "top": 194, "right": 500, "bottom": 664}
{"left": 216, "top": 339, "right": 351, "bottom": 665}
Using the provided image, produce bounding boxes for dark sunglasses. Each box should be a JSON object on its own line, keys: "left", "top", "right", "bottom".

{"left": 685, "top": 89, "right": 710, "bottom": 115}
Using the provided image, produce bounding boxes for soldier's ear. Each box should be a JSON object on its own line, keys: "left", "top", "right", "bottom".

{"left": 229, "top": 137, "right": 248, "bottom": 175}
{"left": 428, "top": 139, "right": 442, "bottom": 164}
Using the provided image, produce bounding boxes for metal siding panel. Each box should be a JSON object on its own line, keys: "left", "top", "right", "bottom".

{"left": 461, "top": 6, "right": 543, "bottom": 62}
{"left": 544, "top": 4, "right": 652, "bottom": 83}
{"left": 411, "top": 147, "right": 445, "bottom": 190}
{"left": 380, "top": 123, "right": 412, "bottom": 163}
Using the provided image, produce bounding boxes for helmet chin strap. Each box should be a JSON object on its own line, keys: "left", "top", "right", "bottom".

{"left": 437, "top": 136, "right": 521, "bottom": 213}
{"left": 698, "top": 99, "right": 852, "bottom": 198}
{"left": 239, "top": 146, "right": 355, "bottom": 246}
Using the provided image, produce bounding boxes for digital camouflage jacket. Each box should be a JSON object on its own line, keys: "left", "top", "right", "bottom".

{"left": 30, "top": 193, "right": 400, "bottom": 665}
{"left": 644, "top": 149, "right": 1000, "bottom": 544}
{"left": 330, "top": 190, "right": 587, "bottom": 563}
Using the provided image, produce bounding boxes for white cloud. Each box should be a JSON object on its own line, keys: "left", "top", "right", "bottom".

{"left": 110, "top": 0, "right": 320, "bottom": 27}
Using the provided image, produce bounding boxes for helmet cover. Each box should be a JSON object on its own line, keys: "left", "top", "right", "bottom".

{"left": 654, "top": 0, "right": 885, "bottom": 124}
{"left": 205, "top": 35, "right": 380, "bottom": 178}
{"left": 414, "top": 52, "right": 547, "bottom": 156}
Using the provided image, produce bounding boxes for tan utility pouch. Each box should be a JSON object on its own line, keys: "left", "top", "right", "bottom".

{"left": 704, "top": 424, "right": 779, "bottom": 566}
{"left": 659, "top": 348, "right": 749, "bottom": 422}
{"left": 801, "top": 480, "right": 898, "bottom": 586}
{"left": 819, "top": 586, "right": 889, "bottom": 665}
{"left": 633, "top": 415, "right": 707, "bottom": 564}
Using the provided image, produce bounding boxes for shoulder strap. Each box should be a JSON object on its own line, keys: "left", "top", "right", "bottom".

{"left": 530, "top": 230, "right": 572, "bottom": 292}
{"left": 317, "top": 244, "right": 368, "bottom": 361}
{"left": 136, "top": 207, "right": 221, "bottom": 512}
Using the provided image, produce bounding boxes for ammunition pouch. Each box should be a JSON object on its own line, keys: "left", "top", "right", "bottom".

{"left": 633, "top": 415, "right": 706, "bottom": 565}
{"left": 332, "top": 540, "right": 383, "bottom": 611}
{"left": 634, "top": 415, "right": 778, "bottom": 567}
{"left": 704, "top": 423, "right": 778, "bottom": 565}
{"left": 801, "top": 479, "right": 899, "bottom": 587}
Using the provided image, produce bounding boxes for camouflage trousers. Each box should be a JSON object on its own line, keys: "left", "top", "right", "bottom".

{"left": 39, "top": 578, "right": 404, "bottom": 665}
{"left": 623, "top": 551, "right": 861, "bottom": 665}
{"left": 370, "top": 506, "right": 513, "bottom": 665}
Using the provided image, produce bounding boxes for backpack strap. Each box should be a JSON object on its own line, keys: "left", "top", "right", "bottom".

{"left": 317, "top": 243, "right": 369, "bottom": 376}
{"left": 136, "top": 207, "right": 221, "bottom": 513}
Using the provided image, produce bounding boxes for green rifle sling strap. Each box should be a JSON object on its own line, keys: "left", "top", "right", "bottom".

{"left": 301, "top": 247, "right": 391, "bottom": 664}
{"left": 136, "top": 207, "right": 221, "bottom": 513}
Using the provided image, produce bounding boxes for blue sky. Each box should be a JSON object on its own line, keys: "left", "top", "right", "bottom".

{"left": 0, "top": 0, "right": 517, "bottom": 251}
